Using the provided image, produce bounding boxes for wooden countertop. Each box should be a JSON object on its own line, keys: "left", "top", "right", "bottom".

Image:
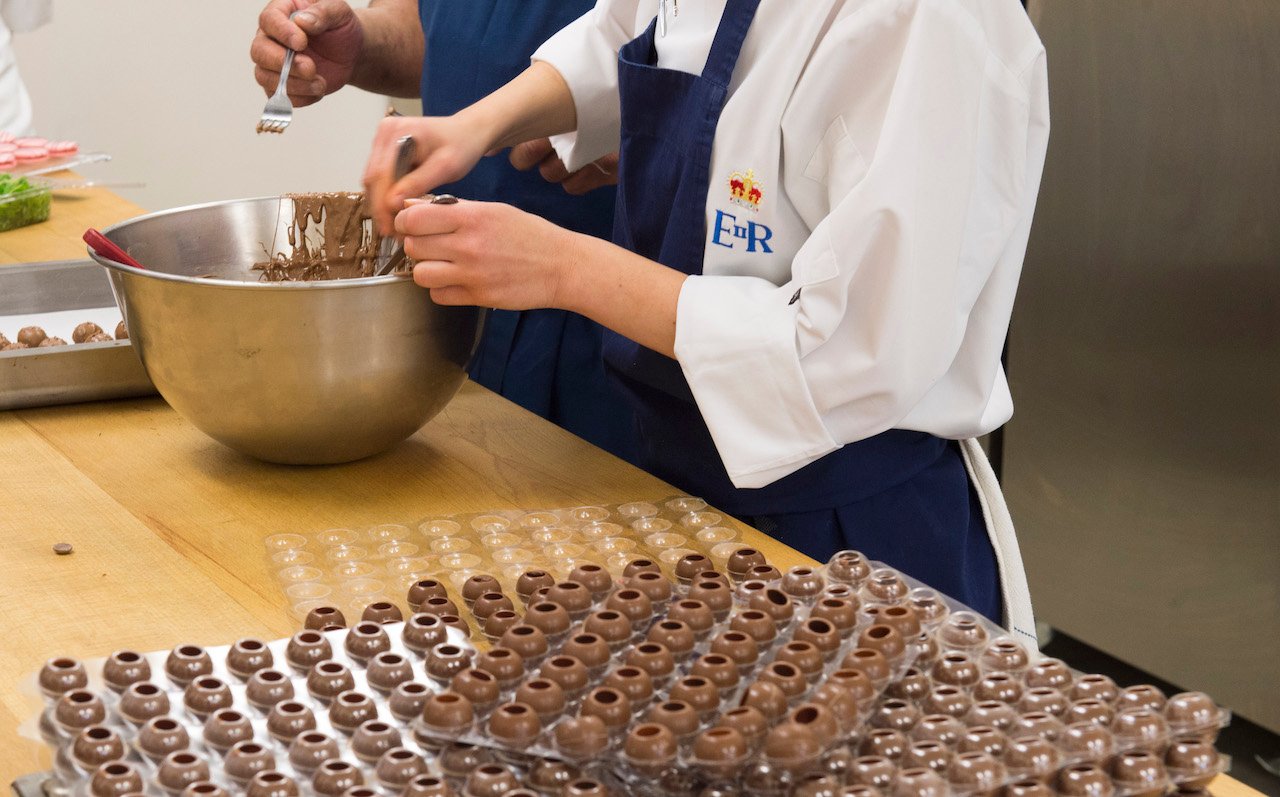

{"left": 0, "top": 189, "right": 1262, "bottom": 797}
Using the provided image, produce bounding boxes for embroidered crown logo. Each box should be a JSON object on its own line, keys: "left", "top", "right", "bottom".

{"left": 728, "top": 169, "right": 763, "bottom": 211}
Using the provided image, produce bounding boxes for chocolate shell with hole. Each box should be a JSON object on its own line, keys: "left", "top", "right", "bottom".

{"left": 623, "top": 723, "right": 678, "bottom": 775}
{"left": 247, "top": 772, "right": 300, "bottom": 797}
{"left": 266, "top": 702, "right": 316, "bottom": 743}
{"left": 361, "top": 601, "right": 404, "bottom": 625}
{"left": 285, "top": 632, "right": 332, "bottom": 672}
{"left": 40, "top": 658, "right": 89, "bottom": 698}
{"left": 224, "top": 741, "right": 275, "bottom": 784}
{"left": 103, "top": 651, "right": 151, "bottom": 693}
{"left": 157, "top": 751, "right": 211, "bottom": 794}
{"left": 408, "top": 579, "right": 448, "bottom": 611}
{"left": 554, "top": 715, "right": 609, "bottom": 760}
{"left": 165, "top": 645, "right": 214, "bottom": 687}
{"left": 312, "top": 760, "right": 363, "bottom": 797}
{"left": 202, "top": 708, "right": 253, "bottom": 753}
{"left": 306, "top": 662, "right": 355, "bottom": 704}
{"left": 303, "top": 606, "right": 346, "bottom": 630}
{"left": 351, "top": 720, "right": 401, "bottom": 764}
{"left": 90, "top": 763, "right": 144, "bottom": 797}
{"left": 289, "top": 731, "right": 341, "bottom": 774}
{"left": 375, "top": 748, "right": 427, "bottom": 791}
{"left": 226, "top": 639, "right": 273, "bottom": 680}
{"left": 119, "top": 682, "right": 169, "bottom": 725}
{"left": 246, "top": 668, "right": 294, "bottom": 709}
{"left": 72, "top": 726, "right": 126, "bottom": 769}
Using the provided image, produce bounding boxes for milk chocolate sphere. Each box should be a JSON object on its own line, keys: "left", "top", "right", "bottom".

{"left": 450, "top": 669, "right": 500, "bottom": 712}
{"left": 604, "top": 589, "right": 655, "bottom": 628}
{"left": 763, "top": 721, "right": 824, "bottom": 774}
{"left": 266, "top": 702, "right": 317, "bottom": 743}
{"left": 345, "top": 622, "right": 392, "bottom": 663}
{"left": 581, "top": 687, "right": 633, "bottom": 731}
{"left": 224, "top": 741, "right": 274, "bottom": 784}
{"left": 119, "top": 682, "right": 169, "bottom": 725}
{"left": 17, "top": 326, "right": 46, "bottom": 347}
{"left": 710, "top": 630, "right": 760, "bottom": 670}
{"left": 351, "top": 720, "right": 401, "bottom": 764}
{"left": 312, "top": 760, "right": 363, "bottom": 797}
{"left": 226, "top": 638, "right": 273, "bottom": 679}
{"left": 304, "top": 606, "right": 346, "bottom": 630}
{"left": 138, "top": 716, "right": 190, "bottom": 761}
{"left": 900, "top": 741, "right": 950, "bottom": 775}
{"left": 1164, "top": 736, "right": 1221, "bottom": 789}
{"left": 849, "top": 755, "right": 897, "bottom": 789}
{"left": 646, "top": 700, "right": 701, "bottom": 740}
{"left": 289, "top": 732, "right": 341, "bottom": 774}
{"left": 463, "top": 764, "right": 519, "bottom": 797}
{"left": 403, "top": 776, "right": 453, "bottom": 797}
{"left": 55, "top": 690, "right": 107, "bottom": 734}
{"left": 486, "top": 702, "right": 542, "bottom": 746}
{"left": 524, "top": 601, "right": 573, "bottom": 639}
{"left": 482, "top": 609, "right": 522, "bottom": 640}
{"left": 246, "top": 669, "right": 294, "bottom": 709}
{"left": 516, "top": 678, "right": 568, "bottom": 722}
{"left": 554, "top": 715, "right": 609, "bottom": 760}
{"left": 403, "top": 613, "right": 448, "bottom": 654}
{"left": 90, "top": 762, "right": 144, "bottom": 797}
{"left": 184, "top": 677, "right": 234, "bottom": 719}
{"left": 39, "top": 658, "right": 88, "bottom": 698}
{"left": 203, "top": 708, "right": 254, "bottom": 752}
{"left": 603, "top": 665, "right": 655, "bottom": 706}
{"left": 72, "top": 726, "right": 126, "bottom": 769}
{"left": 407, "top": 580, "right": 449, "bottom": 611}
{"left": 103, "top": 650, "right": 151, "bottom": 692}
{"left": 165, "top": 645, "right": 214, "bottom": 687}
{"left": 462, "top": 574, "right": 502, "bottom": 605}
{"left": 425, "top": 644, "right": 473, "bottom": 683}
{"left": 422, "top": 692, "right": 474, "bottom": 735}
{"left": 307, "top": 662, "right": 355, "bottom": 703}
{"left": 692, "top": 726, "right": 751, "bottom": 779}
{"left": 1002, "top": 735, "right": 1060, "bottom": 780}
{"left": 157, "top": 751, "right": 212, "bottom": 794}
{"left": 624, "top": 723, "right": 679, "bottom": 775}
{"left": 1055, "top": 764, "right": 1116, "bottom": 797}
{"left": 716, "top": 706, "right": 769, "bottom": 748}
{"left": 73, "top": 322, "right": 105, "bottom": 344}
{"left": 247, "top": 772, "right": 300, "bottom": 797}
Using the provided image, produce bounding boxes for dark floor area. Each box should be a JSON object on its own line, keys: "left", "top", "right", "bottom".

{"left": 1043, "top": 628, "right": 1280, "bottom": 795}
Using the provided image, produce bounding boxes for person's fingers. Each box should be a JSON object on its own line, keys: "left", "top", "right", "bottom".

{"left": 412, "top": 261, "right": 465, "bottom": 290}
{"left": 560, "top": 170, "right": 607, "bottom": 195}
{"left": 538, "top": 155, "right": 570, "bottom": 184}
{"left": 258, "top": 0, "right": 308, "bottom": 51}
{"left": 395, "top": 201, "right": 464, "bottom": 238}
{"left": 293, "top": 0, "right": 357, "bottom": 36}
{"left": 427, "top": 286, "right": 475, "bottom": 306}
{"left": 509, "top": 138, "right": 554, "bottom": 171}
{"left": 362, "top": 119, "right": 412, "bottom": 233}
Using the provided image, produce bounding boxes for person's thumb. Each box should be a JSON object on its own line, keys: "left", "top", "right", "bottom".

{"left": 293, "top": 0, "right": 355, "bottom": 35}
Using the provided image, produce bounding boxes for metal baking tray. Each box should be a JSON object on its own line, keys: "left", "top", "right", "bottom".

{"left": 0, "top": 259, "right": 155, "bottom": 410}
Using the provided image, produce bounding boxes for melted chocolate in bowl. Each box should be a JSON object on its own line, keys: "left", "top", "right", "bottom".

{"left": 254, "top": 193, "right": 384, "bottom": 282}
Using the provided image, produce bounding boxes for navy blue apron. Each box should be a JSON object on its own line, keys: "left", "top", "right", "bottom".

{"left": 419, "top": 0, "right": 637, "bottom": 462}
{"left": 605, "top": 0, "right": 1002, "bottom": 621}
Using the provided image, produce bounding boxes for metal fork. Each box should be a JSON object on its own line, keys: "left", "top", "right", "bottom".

{"left": 256, "top": 12, "right": 300, "bottom": 134}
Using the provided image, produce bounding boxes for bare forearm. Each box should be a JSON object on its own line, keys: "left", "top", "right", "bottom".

{"left": 559, "top": 233, "right": 686, "bottom": 359}
{"left": 350, "top": 0, "right": 424, "bottom": 98}
{"left": 460, "top": 62, "right": 579, "bottom": 153}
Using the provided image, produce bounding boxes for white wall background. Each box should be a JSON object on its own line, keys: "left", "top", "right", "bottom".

{"left": 14, "top": 0, "right": 392, "bottom": 211}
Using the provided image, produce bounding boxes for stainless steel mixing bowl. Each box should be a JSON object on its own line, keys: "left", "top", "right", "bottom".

{"left": 89, "top": 196, "right": 482, "bottom": 464}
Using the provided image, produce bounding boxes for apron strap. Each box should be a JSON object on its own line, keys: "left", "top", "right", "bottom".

{"left": 959, "top": 438, "right": 1040, "bottom": 655}
{"left": 702, "top": 0, "right": 763, "bottom": 88}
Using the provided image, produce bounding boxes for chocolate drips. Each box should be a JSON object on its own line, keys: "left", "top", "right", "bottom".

{"left": 254, "top": 193, "right": 383, "bottom": 282}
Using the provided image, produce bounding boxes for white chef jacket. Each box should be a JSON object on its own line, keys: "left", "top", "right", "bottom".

{"left": 0, "top": 0, "right": 52, "bottom": 136}
{"left": 534, "top": 0, "right": 1049, "bottom": 490}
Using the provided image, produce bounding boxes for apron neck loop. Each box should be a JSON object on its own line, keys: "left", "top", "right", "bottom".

{"left": 702, "top": 0, "right": 764, "bottom": 88}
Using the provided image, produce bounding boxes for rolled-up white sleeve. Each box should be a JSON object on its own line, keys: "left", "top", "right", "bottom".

{"left": 675, "top": 2, "right": 1044, "bottom": 488}
{"left": 532, "top": 0, "right": 651, "bottom": 171}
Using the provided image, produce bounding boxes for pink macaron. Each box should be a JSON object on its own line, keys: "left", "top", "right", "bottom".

{"left": 49, "top": 140, "right": 78, "bottom": 155}
{"left": 0, "top": 154, "right": 16, "bottom": 169}
{"left": 15, "top": 147, "right": 48, "bottom": 161}
{"left": 15, "top": 137, "right": 48, "bottom": 148}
